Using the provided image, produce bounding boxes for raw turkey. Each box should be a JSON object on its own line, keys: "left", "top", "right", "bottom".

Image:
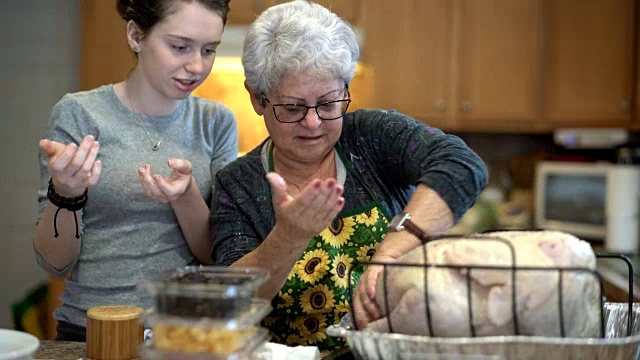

{"left": 366, "top": 230, "right": 600, "bottom": 338}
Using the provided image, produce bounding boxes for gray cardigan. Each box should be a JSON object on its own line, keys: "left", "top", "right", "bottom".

{"left": 211, "top": 108, "right": 488, "bottom": 265}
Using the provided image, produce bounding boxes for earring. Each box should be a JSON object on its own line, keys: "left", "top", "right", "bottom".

{"left": 132, "top": 46, "right": 140, "bottom": 53}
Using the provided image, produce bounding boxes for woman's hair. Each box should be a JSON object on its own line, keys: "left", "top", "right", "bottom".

{"left": 116, "top": 0, "right": 231, "bottom": 37}
{"left": 242, "top": 0, "right": 359, "bottom": 95}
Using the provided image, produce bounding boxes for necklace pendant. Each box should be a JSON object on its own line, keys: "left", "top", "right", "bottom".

{"left": 152, "top": 141, "right": 161, "bottom": 151}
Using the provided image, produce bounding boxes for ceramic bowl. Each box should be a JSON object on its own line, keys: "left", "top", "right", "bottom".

{"left": 0, "top": 329, "right": 40, "bottom": 360}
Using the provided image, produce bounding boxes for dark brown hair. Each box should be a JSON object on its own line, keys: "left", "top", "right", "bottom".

{"left": 116, "top": 0, "right": 231, "bottom": 37}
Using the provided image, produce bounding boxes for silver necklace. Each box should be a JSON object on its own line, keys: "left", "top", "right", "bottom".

{"left": 126, "top": 84, "right": 178, "bottom": 151}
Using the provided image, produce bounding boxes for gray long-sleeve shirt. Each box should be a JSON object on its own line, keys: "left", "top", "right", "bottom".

{"left": 211, "top": 108, "right": 488, "bottom": 265}
{"left": 36, "top": 85, "right": 238, "bottom": 327}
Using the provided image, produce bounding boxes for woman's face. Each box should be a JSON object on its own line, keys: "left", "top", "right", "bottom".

{"left": 135, "top": 2, "right": 223, "bottom": 100}
{"left": 262, "top": 74, "right": 347, "bottom": 165}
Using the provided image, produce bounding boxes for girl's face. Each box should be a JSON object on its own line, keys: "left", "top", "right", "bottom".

{"left": 133, "top": 2, "right": 224, "bottom": 100}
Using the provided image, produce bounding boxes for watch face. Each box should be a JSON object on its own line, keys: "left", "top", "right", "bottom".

{"left": 389, "top": 213, "right": 411, "bottom": 232}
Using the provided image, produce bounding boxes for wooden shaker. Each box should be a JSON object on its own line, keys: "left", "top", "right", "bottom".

{"left": 86, "top": 305, "right": 144, "bottom": 360}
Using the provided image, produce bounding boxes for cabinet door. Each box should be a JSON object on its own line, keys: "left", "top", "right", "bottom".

{"left": 363, "top": 0, "right": 454, "bottom": 128}
{"left": 456, "top": 0, "right": 545, "bottom": 131}
{"left": 227, "top": 0, "right": 262, "bottom": 25}
{"left": 228, "top": 0, "right": 362, "bottom": 26}
{"left": 546, "top": 0, "right": 634, "bottom": 127}
{"left": 311, "top": 0, "right": 362, "bottom": 25}
{"left": 80, "top": 1, "right": 134, "bottom": 90}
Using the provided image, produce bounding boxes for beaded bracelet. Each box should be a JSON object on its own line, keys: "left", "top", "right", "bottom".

{"left": 47, "top": 178, "right": 88, "bottom": 239}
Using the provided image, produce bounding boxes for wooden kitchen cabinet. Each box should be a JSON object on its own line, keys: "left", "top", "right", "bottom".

{"left": 362, "top": 0, "right": 546, "bottom": 132}
{"left": 361, "top": 0, "right": 637, "bottom": 132}
{"left": 228, "top": 0, "right": 363, "bottom": 26}
{"left": 362, "top": 0, "right": 455, "bottom": 129}
{"left": 546, "top": 0, "right": 635, "bottom": 128}
{"left": 226, "top": 0, "right": 261, "bottom": 24}
{"left": 80, "top": 0, "right": 135, "bottom": 90}
{"left": 456, "top": 0, "right": 546, "bottom": 131}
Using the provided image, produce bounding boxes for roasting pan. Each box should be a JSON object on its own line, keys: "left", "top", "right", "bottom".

{"left": 328, "top": 237, "right": 640, "bottom": 360}
{"left": 328, "top": 302, "right": 640, "bottom": 360}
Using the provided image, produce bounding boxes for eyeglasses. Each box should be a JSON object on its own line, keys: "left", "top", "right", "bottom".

{"left": 261, "top": 86, "right": 351, "bottom": 123}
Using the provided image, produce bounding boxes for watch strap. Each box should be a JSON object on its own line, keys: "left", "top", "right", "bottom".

{"left": 389, "top": 212, "right": 430, "bottom": 243}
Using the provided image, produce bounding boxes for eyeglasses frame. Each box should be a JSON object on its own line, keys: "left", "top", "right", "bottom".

{"left": 261, "top": 84, "right": 351, "bottom": 123}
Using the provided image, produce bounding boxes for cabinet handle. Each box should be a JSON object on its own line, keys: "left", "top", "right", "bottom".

{"left": 461, "top": 102, "right": 471, "bottom": 113}
{"left": 621, "top": 100, "right": 630, "bottom": 112}
{"left": 435, "top": 100, "right": 448, "bottom": 112}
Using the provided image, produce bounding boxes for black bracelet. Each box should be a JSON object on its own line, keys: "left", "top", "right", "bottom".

{"left": 47, "top": 178, "right": 88, "bottom": 239}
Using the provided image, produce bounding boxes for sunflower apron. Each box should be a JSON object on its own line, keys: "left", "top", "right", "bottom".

{"left": 263, "top": 143, "right": 391, "bottom": 350}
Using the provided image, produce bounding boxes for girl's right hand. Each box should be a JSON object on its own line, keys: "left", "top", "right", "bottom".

{"left": 39, "top": 135, "right": 102, "bottom": 197}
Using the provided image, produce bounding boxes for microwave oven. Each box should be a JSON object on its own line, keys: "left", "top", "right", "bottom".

{"left": 534, "top": 161, "right": 640, "bottom": 253}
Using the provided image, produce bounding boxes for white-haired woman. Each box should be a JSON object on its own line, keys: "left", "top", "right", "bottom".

{"left": 211, "top": 0, "right": 488, "bottom": 350}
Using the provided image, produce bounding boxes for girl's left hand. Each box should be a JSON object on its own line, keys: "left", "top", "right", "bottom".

{"left": 138, "top": 159, "right": 193, "bottom": 203}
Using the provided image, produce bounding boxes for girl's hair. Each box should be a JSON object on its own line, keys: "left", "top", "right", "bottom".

{"left": 116, "top": 0, "right": 231, "bottom": 37}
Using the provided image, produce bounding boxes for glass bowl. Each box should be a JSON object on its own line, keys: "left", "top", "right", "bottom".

{"left": 142, "top": 298, "right": 272, "bottom": 332}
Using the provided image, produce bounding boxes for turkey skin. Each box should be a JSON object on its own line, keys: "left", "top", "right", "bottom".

{"left": 367, "top": 230, "right": 600, "bottom": 338}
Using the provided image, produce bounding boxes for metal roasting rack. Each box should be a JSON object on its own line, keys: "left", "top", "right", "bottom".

{"left": 597, "top": 253, "right": 635, "bottom": 336}
{"left": 327, "top": 232, "right": 640, "bottom": 359}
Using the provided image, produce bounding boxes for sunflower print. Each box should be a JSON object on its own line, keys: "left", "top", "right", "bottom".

{"left": 356, "top": 243, "right": 379, "bottom": 264}
{"left": 295, "top": 249, "right": 330, "bottom": 284}
{"left": 286, "top": 334, "right": 305, "bottom": 346}
{"left": 330, "top": 254, "right": 353, "bottom": 288}
{"left": 276, "top": 292, "right": 294, "bottom": 309}
{"left": 320, "top": 216, "right": 355, "bottom": 248}
{"left": 264, "top": 202, "right": 389, "bottom": 351}
{"left": 356, "top": 207, "right": 380, "bottom": 226}
{"left": 300, "top": 284, "right": 336, "bottom": 314}
{"left": 286, "top": 269, "right": 296, "bottom": 281}
{"left": 296, "top": 313, "right": 328, "bottom": 344}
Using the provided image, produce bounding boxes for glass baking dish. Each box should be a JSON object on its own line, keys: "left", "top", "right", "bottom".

{"left": 143, "top": 298, "right": 272, "bottom": 331}
{"left": 139, "top": 266, "right": 269, "bottom": 318}
{"left": 139, "top": 326, "right": 269, "bottom": 359}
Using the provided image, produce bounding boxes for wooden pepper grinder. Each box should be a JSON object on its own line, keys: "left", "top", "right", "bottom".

{"left": 86, "top": 305, "right": 144, "bottom": 360}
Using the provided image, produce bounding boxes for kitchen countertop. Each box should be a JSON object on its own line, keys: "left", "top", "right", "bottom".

{"left": 34, "top": 341, "right": 85, "bottom": 360}
{"left": 34, "top": 340, "right": 342, "bottom": 359}
{"left": 592, "top": 242, "right": 640, "bottom": 302}
{"left": 32, "top": 247, "right": 640, "bottom": 360}
{"left": 33, "top": 341, "right": 348, "bottom": 360}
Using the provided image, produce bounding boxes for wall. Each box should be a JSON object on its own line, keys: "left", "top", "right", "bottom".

{"left": 455, "top": 133, "right": 557, "bottom": 189}
{"left": 454, "top": 132, "right": 622, "bottom": 192}
{"left": 0, "top": 0, "right": 80, "bottom": 329}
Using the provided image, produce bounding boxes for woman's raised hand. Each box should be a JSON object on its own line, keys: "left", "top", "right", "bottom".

{"left": 39, "top": 135, "right": 102, "bottom": 197}
{"left": 267, "top": 172, "right": 345, "bottom": 242}
{"left": 138, "top": 159, "right": 193, "bottom": 203}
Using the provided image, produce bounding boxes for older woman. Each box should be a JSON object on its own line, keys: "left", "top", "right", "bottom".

{"left": 211, "top": 0, "right": 488, "bottom": 350}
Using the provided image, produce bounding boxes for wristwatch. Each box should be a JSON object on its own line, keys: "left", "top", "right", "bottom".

{"left": 388, "top": 212, "right": 430, "bottom": 243}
